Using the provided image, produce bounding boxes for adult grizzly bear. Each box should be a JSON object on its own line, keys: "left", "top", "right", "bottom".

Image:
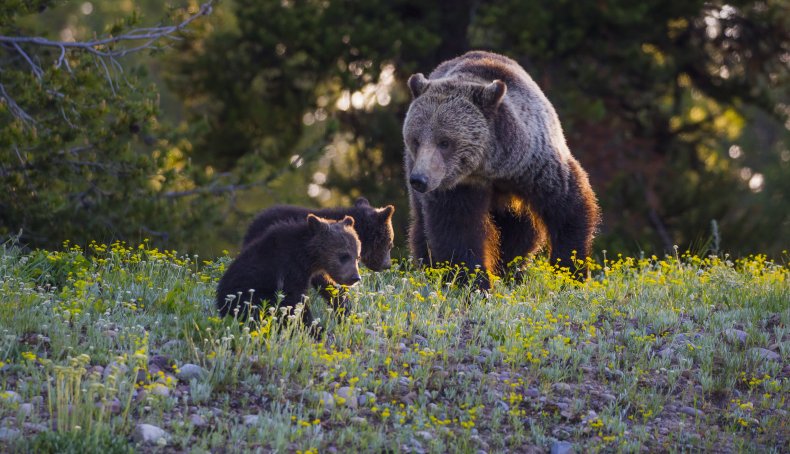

{"left": 403, "top": 51, "right": 600, "bottom": 287}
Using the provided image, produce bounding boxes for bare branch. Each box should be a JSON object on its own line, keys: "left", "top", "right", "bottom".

{"left": 0, "top": 1, "right": 214, "bottom": 124}
{"left": 0, "top": 2, "right": 213, "bottom": 62}
{"left": 0, "top": 82, "right": 35, "bottom": 124}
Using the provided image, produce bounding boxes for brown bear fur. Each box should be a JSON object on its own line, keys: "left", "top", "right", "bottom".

{"left": 242, "top": 198, "right": 394, "bottom": 307}
{"left": 216, "top": 214, "right": 361, "bottom": 326}
{"left": 403, "top": 51, "right": 601, "bottom": 286}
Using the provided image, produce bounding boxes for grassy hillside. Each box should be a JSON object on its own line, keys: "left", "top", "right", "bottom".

{"left": 0, "top": 240, "right": 787, "bottom": 453}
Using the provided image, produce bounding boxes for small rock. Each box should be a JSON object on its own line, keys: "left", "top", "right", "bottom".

{"left": 749, "top": 348, "right": 781, "bottom": 362}
{"left": 103, "top": 362, "right": 129, "bottom": 380}
{"left": 87, "top": 365, "right": 104, "bottom": 376}
{"left": 350, "top": 416, "right": 367, "bottom": 425}
{"left": 679, "top": 406, "right": 704, "bottom": 417}
{"left": 102, "top": 329, "right": 118, "bottom": 339}
{"left": 403, "top": 391, "right": 418, "bottom": 406}
{"left": 106, "top": 398, "right": 122, "bottom": 415}
{"left": 177, "top": 364, "right": 208, "bottom": 382}
{"left": 242, "top": 414, "right": 259, "bottom": 426}
{"left": 358, "top": 392, "right": 376, "bottom": 407}
{"left": 161, "top": 339, "right": 185, "bottom": 350}
{"left": 601, "top": 393, "right": 616, "bottom": 403}
{"left": 550, "top": 440, "right": 574, "bottom": 454}
{"left": 19, "top": 403, "right": 33, "bottom": 418}
{"left": 552, "top": 383, "right": 572, "bottom": 393}
{"left": 525, "top": 388, "right": 540, "bottom": 398}
{"left": 724, "top": 329, "right": 748, "bottom": 345}
{"left": 1, "top": 390, "right": 21, "bottom": 404}
{"left": 22, "top": 422, "right": 47, "bottom": 433}
{"left": 133, "top": 424, "right": 168, "bottom": 444}
{"left": 190, "top": 414, "right": 207, "bottom": 427}
{"left": 320, "top": 392, "right": 335, "bottom": 410}
{"left": 336, "top": 387, "right": 357, "bottom": 408}
{"left": 416, "top": 430, "right": 433, "bottom": 441}
{"left": 148, "top": 355, "right": 174, "bottom": 373}
{"left": 0, "top": 427, "right": 21, "bottom": 441}
{"left": 657, "top": 347, "right": 674, "bottom": 359}
{"left": 496, "top": 401, "right": 509, "bottom": 412}
{"left": 413, "top": 335, "right": 429, "bottom": 347}
{"left": 398, "top": 376, "right": 411, "bottom": 392}
{"left": 149, "top": 384, "right": 170, "bottom": 397}
{"left": 31, "top": 396, "right": 44, "bottom": 406}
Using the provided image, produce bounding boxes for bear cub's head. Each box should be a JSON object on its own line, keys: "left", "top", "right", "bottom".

{"left": 403, "top": 73, "right": 507, "bottom": 193}
{"left": 352, "top": 197, "right": 395, "bottom": 271}
{"left": 307, "top": 214, "right": 362, "bottom": 286}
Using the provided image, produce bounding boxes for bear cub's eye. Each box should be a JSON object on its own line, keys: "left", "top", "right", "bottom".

{"left": 339, "top": 253, "right": 352, "bottom": 264}
{"left": 437, "top": 139, "right": 450, "bottom": 149}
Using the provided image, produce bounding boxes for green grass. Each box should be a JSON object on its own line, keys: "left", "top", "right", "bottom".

{"left": 0, "top": 240, "right": 787, "bottom": 453}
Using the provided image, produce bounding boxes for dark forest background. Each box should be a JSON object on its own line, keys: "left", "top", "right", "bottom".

{"left": 2, "top": 0, "right": 788, "bottom": 258}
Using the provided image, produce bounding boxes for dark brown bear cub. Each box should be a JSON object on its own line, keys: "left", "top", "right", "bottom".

{"left": 242, "top": 198, "right": 395, "bottom": 308}
{"left": 243, "top": 197, "right": 395, "bottom": 270}
{"left": 216, "top": 215, "right": 361, "bottom": 327}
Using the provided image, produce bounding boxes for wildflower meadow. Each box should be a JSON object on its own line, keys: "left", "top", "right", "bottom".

{"left": 0, "top": 239, "right": 787, "bottom": 452}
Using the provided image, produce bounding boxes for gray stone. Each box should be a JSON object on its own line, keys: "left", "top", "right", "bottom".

{"left": 149, "top": 384, "right": 170, "bottom": 397}
{"left": 525, "top": 388, "right": 540, "bottom": 398}
{"left": 552, "top": 383, "right": 572, "bottom": 393}
{"left": 103, "top": 362, "right": 129, "bottom": 380}
{"left": 601, "top": 393, "right": 616, "bottom": 403}
{"left": 350, "top": 416, "right": 367, "bottom": 425}
{"left": 679, "top": 406, "right": 704, "bottom": 417}
{"left": 358, "top": 392, "right": 376, "bottom": 407}
{"left": 336, "top": 387, "right": 357, "bottom": 408}
{"left": 724, "top": 329, "right": 748, "bottom": 345}
{"left": 161, "top": 339, "right": 186, "bottom": 350}
{"left": 0, "top": 390, "right": 21, "bottom": 404}
{"left": 242, "top": 414, "right": 260, "bottom": 426}
{"left": 320, "top": 391, "right": 335, "bottom": 410}
{"left": 190, "top": 414, "right": 207, "bottom": 427}
{"left": 657, "top": 347, "right": 674, "bottom": 359}
{"left": 19, "top": 403, "right": 33, "bottom": 418}
{"left": 0, "top": 428, "right": 21, "bottom": 441}
{"left": 416, "top": 430, "right": 433, "bottom": 441}
{"left": 749, "top": 348, "right": 781, "bottom": 362}
{"left": 550, "top": 440, "right": 574, "bottom": 454}
{"left": 133, "top": 424, "right": 168, "bottom": 444}
{"left": 177, "top": 364, "right": 208, "bottom": 382}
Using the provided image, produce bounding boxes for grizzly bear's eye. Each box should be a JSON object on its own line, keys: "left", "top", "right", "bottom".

{"left": 412, "top": 139, "right": 420, "bottom": 149}
{"left": 437, "top": 139, "right": 450, "bottom": 149}
{"left": 339, "top": 253, "right": 352, "bottom": 264}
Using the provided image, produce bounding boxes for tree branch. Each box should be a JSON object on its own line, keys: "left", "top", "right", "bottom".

{"left": 0, "top": 2, "right": 214, "bottom": 123}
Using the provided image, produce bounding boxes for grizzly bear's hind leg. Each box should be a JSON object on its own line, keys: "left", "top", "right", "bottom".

{"left": 492, "top": 202, "right": 545, "bottom": 274}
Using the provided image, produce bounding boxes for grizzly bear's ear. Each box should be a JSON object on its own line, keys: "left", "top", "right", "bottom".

{"left": 479, "top": 80, "right": 507, "bottom": 110}
{"left": 340, "top": 216, "right": 355, "bottom": 227}
{"left": 378, "top": 205, "right": 395, "bottom": 220}
{"left": 354, "top": 197, "right": 371, "bottom": 208}
{"left": 307, "top": 214, "right": 329, "bottom": 232}
{"left": 408, "top": 73, "right": 429, "bottom": 98}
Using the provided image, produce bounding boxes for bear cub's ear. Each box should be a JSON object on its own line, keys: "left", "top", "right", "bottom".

{"left": 340, "top": 216, "right": 355, "bottom": 227}
{"left": 408, "top": 73, "right": 430, "bottom": 98}
{"left": 479, "top": 80, "right": 507, "bottom": 109}
{"left": 377, "top": 205, "right": 395, "bottom": 220}
{"left": 307, "top": 214, "right": 329, "bottom": 232}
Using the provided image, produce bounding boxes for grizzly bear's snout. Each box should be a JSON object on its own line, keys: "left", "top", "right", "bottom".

{"left": 409, "top": 174, "right": 429, "bottom": 193}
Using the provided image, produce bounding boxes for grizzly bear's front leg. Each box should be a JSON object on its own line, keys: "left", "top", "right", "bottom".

{"left": 420, "top": 185, "right": 498, "bottom": 290}
{"left": 407, "top": 187, "right": 431, "bottom": 266}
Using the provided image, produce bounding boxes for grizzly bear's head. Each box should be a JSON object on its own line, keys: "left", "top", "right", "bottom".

{"left": 307, "top": 214, "right": 362, "bottom": 286}
{"left": 403, "top": 73, "right": 506, "bottom": 193}
{"left": 352, "top": 197, "right": 395, "bottom": 271}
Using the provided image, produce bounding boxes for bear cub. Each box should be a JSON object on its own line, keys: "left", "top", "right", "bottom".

{"left": 216, "top": 214, "right": 361, "bottom": 327}
{"left": 242, "top": 197, "right": 395, "bottom": 307}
